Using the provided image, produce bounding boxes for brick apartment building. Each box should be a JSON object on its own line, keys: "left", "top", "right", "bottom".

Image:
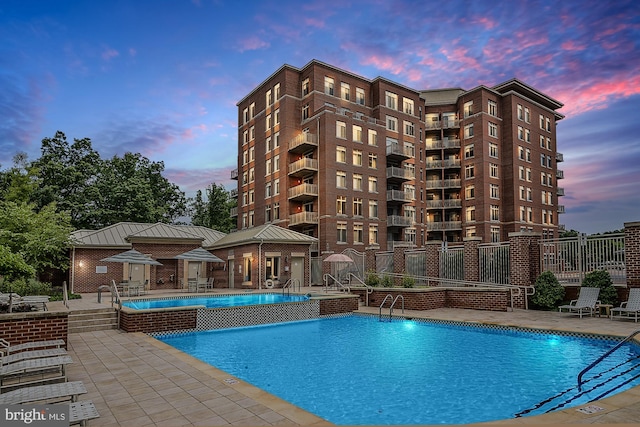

{"left": 232, "top": 59, "right": 564, "bottom": 255}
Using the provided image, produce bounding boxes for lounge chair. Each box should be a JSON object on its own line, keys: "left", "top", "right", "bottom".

{"left": 0, "top": 338, "right": 65, "bottom": 355}
{"left": 558, "top": 287, "right": 601, "bottom": 318}
{"left": 0, "top": 355, "right": 73, "bottom": 391}
{"left": 611, "top": 288, "right": 640, "bottom": 322}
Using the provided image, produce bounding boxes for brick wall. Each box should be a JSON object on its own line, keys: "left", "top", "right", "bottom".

{"left": 353, "top": 288, "right": 509, "bottom": 311}
{"left": 319, "top": 295, "right": 359, "bottom": 315}
{"left": 625, "top": 221, "right": 640, "bottom": 288}
{"left": 119, "top": 309, "right": 197, "bottom": 333}
{"left": 0, "top": 312, "right": 68, "bottom": 346}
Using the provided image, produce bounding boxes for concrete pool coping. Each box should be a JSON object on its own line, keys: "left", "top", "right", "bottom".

{"left": 56, "top": 290, "right": 640, "bottom": 425}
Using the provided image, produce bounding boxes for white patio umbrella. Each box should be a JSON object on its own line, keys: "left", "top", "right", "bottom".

{"left": 324, "top": 253, "right": 355, "bottom": 282}
{"left": 100, "top": 249, "right": 162, "bottom": 281}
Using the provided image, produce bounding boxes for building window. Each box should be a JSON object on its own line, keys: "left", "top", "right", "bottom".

{"left": 546, "top": 117, "right": 551, "bottom": 131}
{"left": 353, "top": 224, "right": 363, "bottom": 244}
{"left": 404, "top": 121, "right": 415, "bottom": 137}
{"left": 341, "top": 82, "right": 350, "bottom": 100}
{"left": 265, "top": 205, "right": 271, "bottom": 222}
{"left": 265, "top": 182, "right": 271, "bottom": 198}
{"left": 266, "top": 114, "right": 272, "bottom": 130}
{"left": 368, "top": 153, "right": 377, "bottom": 169}
{"left": 336, "top": 171, "right": 347, "bottom": 188}
{"left": 465, "top": 185, "right": 475, "bottom": 200}
{"left": 386, "top": 116, "right": 398, "bottom": 132}
{"left": 526, "top": 148, "right": 531, "bottom": 162}
{"left": 464, "top": 124, "right": 474, "bottom": 139}
{"left": 265, "top": 159, "right": 272, "bottom": 175}
{"left": 520, "top": 186, "right": 526, "bottom": 200}
{"left": 249, "top": 168, "right": 255, "bottom": 183}
{"left": 490, "top": 183, "right": 499, "bottom": 199}
{"left": 353, "top": 173, "right": 363, "bottom": 191}
{"left": 249, "top": 102, "right": 255, "bottom": 119}
{"left": 489, "top": 122, "right": 498, "bottom": 138}
{"left": 324, "top": 77, "right": 335, "bottom": 95}
{"left": 464, "top": 144, "right": 474, "bottom": 159}
{"left": 369, "top": 200, "right": 378, "bottom": 218}
{"left": 541, "top": 172, "right": 548, "bottom": 186}
{"left": 266, "top": 89, "right": 272, "bottom": 106}
{"left": 489, "top": 143, "right": 498, "bottom": 158}
{"left": 488, "top": 100, "right": 497, "bottom": 117}
{"left": 527, "top": 207, "right": 533, "bottom": 222}
{"left": 518, "top": 146, "right": 525, "bottom": 160}
{"left": 356, "top": 88, "right": 365, "bottom": 105}
{"left": 525, "top": 107, "right": 530, "bottom": 123}
{"left": 243, "top": 108, "right": 249, "bottom": 124}
{"left": 404, "top": 206, "right": 416, "bottom": 222}
{"left": 490, "top": 205, "right": 500, "bottom": 221}
{"left": 490, "top": 163, "right": 498, "bottom": 178}
{"left": 520, "top": 206, "right": 526, "bottom": 221}
{"left": 273, "top": 83, "right": 280, "bottom": 100}
{"left": 336, "top": 121, "right": 346, "bottom": 139}
{"left": 490, "top": 226, "right": 500, "bottom": 243}
{"left": 547, "top": 155, "right": 552, "bottom": 168}
{"left": 517, "top": 104, "right": 523, "bottom": 120}
{"left": 242, "top": 150, "right": 248, "bottom": 165}
{"left": 404, "top": 98, "right": 414, "bottom": 115}
{"left": 353, "top": 198, "right": 363, "bottom": 217}
{"left": 527, "top": 168, "right": 533, "bottom": 182}
{"left": 525, "top": 129, "right": 531, "bottom": 143}
{"left": 368, "top": 176, "right": 378, "bottom": 193}
{"left": 518, "top": 126, "right": 524, "bottom": 140}
{"left": 336, "top": 196, "right": 347, "bottom": 215}
{"left": 302, "top": 104, "right": 309, "bottom": 120}
{"left": 466, "top": 226, "right": 476, "bottom": 237}
{"left": 369, "top": 225, "right": 378, "bottom": 245}
{"left": 540, "top": 135, "right": 546, "bottom": 148}
{"left": 273, "top": 155, "right": 280, "bottom": 172}
{"left": 540, "top": 154, "right": 546, "bottom": 167}
{"left": 274, "top": 178, "right": 280, "bottom": 195}
{"left": 368, "top": 129, "right": 377, "bottom": 146}
{"left": 336, "top": 146, "right": 346, "bottom": 163}
{"left": 243, "top": 130, "right": 249, "bottom": 145}
{"left": 546, "top": 138, "right": 552, "bottom": 150}
{"left": 405, "top": 142, "right": 415, "bottom": 158}
{"left": 464, "top": 101, "right": 473, "bottom": 118}
{"left": 302, "top": 78, "right": 309, "bottom": 96}
{"left": 466, "top": 206, "right": 475, "bottom": 221}
{"left": 273, "top": 203, "right": 280, "bottom": 220}
{"left": 519, "top": 166, "right": 525, "bottom": 180}
{"left": 248, "top": 210, "right": 254, "bottom": 227}
{"left": 337, "top": 222, "right": 347, "bottom": 243}
{"left": 539, "top": 115, "right": 545, "bottom": 130}
{"left": 352, "top": 149, "right": 363, "bottom": 166}
{"left": 385, "top": 91, "right": 398, "bottom": 109}
{"left": 353, "top": 125, "right": 362, "bottom": 143}
{"left": 465, "top": 164, "right": 475, "bottom": 179}
{"left": 527, "top": 187, "right": 532, "bottom": 201}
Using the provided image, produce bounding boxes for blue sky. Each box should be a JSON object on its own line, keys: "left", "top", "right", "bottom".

{"left": 1, "top": 0, "right": 639, "bottom": 234}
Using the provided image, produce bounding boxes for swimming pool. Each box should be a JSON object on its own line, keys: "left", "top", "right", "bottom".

{"left": 122, "top": 293, "right": 309, "bottom": 310}
{"left": 157, "top": 315, "right": 640, "bottom": 425}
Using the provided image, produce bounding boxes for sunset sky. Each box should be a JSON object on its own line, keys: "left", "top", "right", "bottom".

{"left": 1, "top": 0, "right": 639, "bottom": 234}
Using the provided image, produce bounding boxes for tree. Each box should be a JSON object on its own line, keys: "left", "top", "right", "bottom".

{"left": 0, "top": 201, "right": 73, "bottom": 279}
{"left": 0, "top": 153, "right": 40, "bottom": 203}
{"left": 582, "top": 270, "right": 618, "bottom": 306}
{"left": 189, "top": 182, "right": 235, "bottom": 233}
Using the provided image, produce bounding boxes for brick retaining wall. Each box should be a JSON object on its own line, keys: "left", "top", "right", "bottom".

{"left": 119, "top": 308, "right": 197, "bottom": 333}
{"left": 318, "top": 295, "right": 359, "bottom": 315}
{"left": 0, "top": 312, "right": 68, "bottom": 346}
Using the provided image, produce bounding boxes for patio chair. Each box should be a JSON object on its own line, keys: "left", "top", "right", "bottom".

{"left": 0, "top": 354, "right": 73, "bottom": 391}
{"left": 611, "top": 288, "right": 640, "bottom": 322}
{"left": 558, "top": 287, "right": 600, "bottom": 318}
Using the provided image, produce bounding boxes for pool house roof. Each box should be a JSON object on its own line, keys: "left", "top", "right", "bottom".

{"left": 207, "top": 224, "right": 317, "bottom": 249}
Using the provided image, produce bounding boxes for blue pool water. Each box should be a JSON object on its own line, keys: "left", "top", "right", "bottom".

{"left": 158, "top": 315, "right": 640, "bottom": 425}
{"left": 122, "top": 293, "right": 308, "bottom": 310}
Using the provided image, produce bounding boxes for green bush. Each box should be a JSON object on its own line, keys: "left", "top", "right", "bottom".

{"left": 402, "top": 274, "right": 415, "bottom": 288}
{"left": 381, "top": 274, "right": 393, "bottom": 288}
{"left": 0, "top": 277, "right": 52, "bottom": 296}
{"left": 582, "top": 270, "right": 617, "bottom": 306}
{"left": 365, "top": 270, "right": 380, "bottom": 287}
{"left": 531, "top": 271, "right": 565, "bottom": 310}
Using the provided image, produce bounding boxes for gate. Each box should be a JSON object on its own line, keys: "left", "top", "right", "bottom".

{"left": 541, "top": 233, "right": 625, "bottom": 285}
{"left": 405, "top": 249, "right": 427, "bottom": 285}
{"left": 479, "top": 243, "right": 510, "bottom": 284}
{"left": 376, "top": 251, "right": 393, "bottom": 274}
{"left": 440, "top": 245, "right": 464, "bottom": 281}
{"left": 341, "top": 248, "right": 365, "bottom": 281}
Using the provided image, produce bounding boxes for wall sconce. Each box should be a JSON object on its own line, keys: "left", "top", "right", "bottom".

{"left": 78, "top": 261, "right": 84, "bottom": 267}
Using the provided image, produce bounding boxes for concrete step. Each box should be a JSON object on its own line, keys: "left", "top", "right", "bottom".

{"left": 68, "top": 308, "right": 118, "bottom": 333}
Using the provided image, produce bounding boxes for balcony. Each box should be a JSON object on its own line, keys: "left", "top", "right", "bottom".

{"left": 424, "top": 179, "right": 461, "bottom": 189}
{"left": 288, "top": 158, "right": 318, "bottom": 178}
{"left": 425, "top": 199, "right": 462, "bottom": 209}
{"left": 442, "top": 118, "right": 460, "bottom": 129}
{"left": 556, "top": 169, "right": 565, "bottom": 179}
{"left": 425, "top": 159, "right": 461, "bottom": 169}
{"left": 426, "top": 139, "right": 460, "bottom": 150}
{"left": 387, "top": 215, "right": 413, "bottom": 228}
{"left": 289, "top": 132, "right": 318, "bottom": 154}
{"left": 386, "top": 166, "right": 413, "bottom": 182}
{"left": 230, "top": 168, "right": 238, "bottom": 180}
{"left": 425, "top": 221, "right": 462, "bottom": 231}
{"left": 230, "top": 206, "right": 238, "bottom": 217}
{"left": 557, "top": 187, "right": 565, "bottom": 196}
{"left": 386, "top": 143, "right": 412, "bottom": 162}
{"left": 556, "top": 152, "right": 564, "bottom": 162}
{"left": 425, "top": 121, "right": 441, "bottom": 130}
{"left": 558, "top": 205, "right": 566, "bottom": 214}
{"left": 229, "top": 188, "right": 238, "bottom": 198}
{"left": 289, "top": 211, "right": 318, "bottom": 226}
{"left": 288, "top": 183, "right": 318, "bottom": 202}
{"left": 386, "top": 189, "right": 412, "bottom": 204}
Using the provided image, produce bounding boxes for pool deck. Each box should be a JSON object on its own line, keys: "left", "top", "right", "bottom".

{"left": 48, "top": 288, "right": 640, "bottom": 425}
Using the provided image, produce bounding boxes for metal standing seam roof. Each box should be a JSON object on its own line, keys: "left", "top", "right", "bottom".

{"left": 71, "top": 222, "right": 226, "bottom": 248}
{"left": 207, "top": 224, "right": 317, "bottom": 249}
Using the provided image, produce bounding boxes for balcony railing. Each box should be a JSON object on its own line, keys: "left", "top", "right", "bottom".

{"left": 556, "top": 169, "right": 564, "bottom": 179}
{"left": 230, "top": 207, "right": 238, "bottom": 217}
{"left": 289, "top": 211, "right": 318, "bottom": 226}
{"left": 386, "top": 166, "right": 414, "bottom": 181}
{"left": 425, "top": 199, "right": 462, "bottom": 209}
{"left": 230, "top": 168, "right": 238, "bottom": 180}
{"left": 229, "top": 188, "right": 238, "bottom": 198}
{"left": 557, "top": 187, "right": 565, "bottom": 196}
{"left": 425, "top": 159, "right": 461, "bottom": 169}
{"left": 288, "top": 158, "right": 318, "bottom": 176}
{"left": 558, "top": 205, "right": 566, "bottom": 214}
{"left": 386, "top": 143, "right": 412, "bottom": 159}
{"left": 386, "top": 190, "right": 412, "bottom": 203}
{"left": 289, "top": 132, "right": 318, "bottom": 152}
{"left": 442, "top": 118, "right": 460, "bottom": 129}
{"left": 556, "top": 152, "right": 564, "bottom": 162}
{"left": 424, "top": 179, "right": 461, "bottom": 189}
{"left": 425, "top": 221, "right": 462, "bottom": 231}
{"left": 425, "top": 121, "right": 441, "bottom": 130}
{"left": 288, "top": 183, "right": 319, "bottom": 200}
{"left": 387, "top": 215, "right": 413, "bottom": 227}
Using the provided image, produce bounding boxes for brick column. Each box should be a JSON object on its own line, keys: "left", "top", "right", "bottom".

{"left": 624, "top": 221, "right": 640, "bottom": 288}
{"left": 463, "top": 237, "right": 482, "bottom": 282}
{"left": 509, "top": 231, "right": 542, "bottom": 288}
{"left": 365, "top": 247, "right": 377, "bottom": 273}
{"left": 425, "top": 241, "right": 441, "bottom": 278}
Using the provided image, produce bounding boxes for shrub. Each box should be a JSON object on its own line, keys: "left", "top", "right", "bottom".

{"left": 531, "top": 271, "right": 565, "bottom": 310}
{"left": 0, "top": 277, "right": 52, "bottom": 296}
{"left": 380, "top": 274, "right": 393, "bottom": 288}
{"left": 402, "top": 274, "right": 415, "bottom": 288}
{"left": 582, "top": 270, "right": 617, "bottom": 306}
{"left": 365, "top": 270, "right": 380, "bottom": 287}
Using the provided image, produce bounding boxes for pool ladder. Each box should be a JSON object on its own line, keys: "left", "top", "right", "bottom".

{"left": 379, "top": 294, "right": 404, "bottom": 321}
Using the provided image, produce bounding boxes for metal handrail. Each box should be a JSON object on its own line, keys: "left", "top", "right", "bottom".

{"left": 390, "top": 295, "right": 405, "bottom": 320}
{"left": 62, "top": 281, "right": 69, "bottom": 309}
{"left": 323, "top": 274, "right": 350, "bottom": 293}
{"left": 578, "top": 329, "right": 640, "bottom": 390}
{"left": 110, "top": 280, "right": 123, "bottom": 330}
{"left": 281, "top": 278, "right": 301, "bottom": 296}
{"left": 379, "top": 294, "right": 394, "bottom": 321}
{"left": 347, "top": 273, "right": 373, "bottom": 306}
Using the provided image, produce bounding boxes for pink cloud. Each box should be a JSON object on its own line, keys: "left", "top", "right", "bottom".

{"left": 304, "top": 17, "right": 325, "bottom": 28}
{"left": 560, "top": 40, "right": 587, "bottom": 51}
{"left": 101, "top": 47, "right": 119, "bottom": 61}
{"left": 360, "top": 55, "right": 408, "bottom": 76}
{"left": 236, "top": 36, "right": 270, "bottom": 52}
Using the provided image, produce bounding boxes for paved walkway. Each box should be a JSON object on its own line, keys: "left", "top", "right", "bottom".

{"left": 52, "top": 290, "right": 640, "bottom": 425}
